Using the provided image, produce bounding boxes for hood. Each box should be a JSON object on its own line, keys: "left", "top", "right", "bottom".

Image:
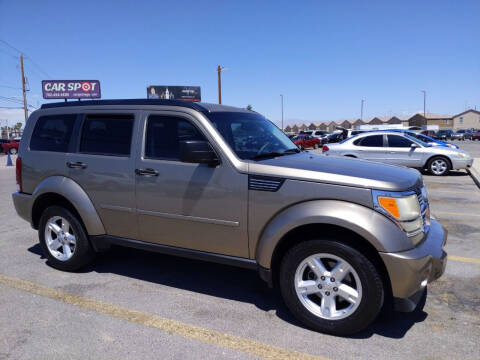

{"left": 248, "top": 152, "right": 422, "bottom": 191}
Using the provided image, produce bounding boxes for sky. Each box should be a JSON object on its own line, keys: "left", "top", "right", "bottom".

{"left": 0, "top": 0, "right": 479, "bottom": 127}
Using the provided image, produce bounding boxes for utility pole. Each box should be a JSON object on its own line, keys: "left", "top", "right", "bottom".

{"left": 217, "top": 65, "right": 224, "bottom": 104}
{"left": 20, "top": 55, "right": 28, "bottom": 122}
{"left": 360, "top": 99, "right": 365, "bottom": 121}
{"left": 280, "top": 94, "right": 284, "bottom": 131}
{"left": 421, "top": 90, "right": 426, "bottom": 118}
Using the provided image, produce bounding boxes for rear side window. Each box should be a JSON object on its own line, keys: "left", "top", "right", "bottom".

{"left": 30, "top": 114, "right": 76, "bottom": 152}
{"left": 353, "top": 135, "right": 384, "bottom": 147}
{"left": 145, "top": 115, "right": 206, "bottom": 160}
{"left": 80, "top": 114, "right": 134, "bottom": 156}
{"left": 387, "top": 135, "right": 413, "bottom": 147}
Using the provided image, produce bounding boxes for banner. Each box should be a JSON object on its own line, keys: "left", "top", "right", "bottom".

{"left": 147, "top": 86, "right": 201, "bottom": 102}
{"left": 42, "top": 80, "right": 101, "bottom": 99}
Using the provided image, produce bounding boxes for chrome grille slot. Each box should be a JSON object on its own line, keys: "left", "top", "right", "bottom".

{"left": 249, "top": 176, "right": 285, "bottom": 192}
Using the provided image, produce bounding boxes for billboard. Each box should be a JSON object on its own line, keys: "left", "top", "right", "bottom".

{"left": 42, "top": 80, "right": 101, "bottom": 99}
{"left": 147, "top": 86, "right": 201, "bottom": 102}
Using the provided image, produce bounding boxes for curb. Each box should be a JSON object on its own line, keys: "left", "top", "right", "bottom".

{"left": 467, "top": 168, "right": 480, "bottom": 189}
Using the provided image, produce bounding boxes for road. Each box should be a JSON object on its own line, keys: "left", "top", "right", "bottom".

{"left": 0, "top": 162, "right": 479, "bottom": 359}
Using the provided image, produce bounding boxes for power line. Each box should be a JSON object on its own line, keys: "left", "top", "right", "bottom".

{"left": 0, "top": 95, "right": 37, "bottom": 109}
{"left": 0, "top": 39, "right": 52, "bottom": 78}
{"left": 0, "top": 85, "right": 22, "bottom": 90}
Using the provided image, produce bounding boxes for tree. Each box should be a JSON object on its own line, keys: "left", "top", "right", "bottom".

{"left": 246, "top": 104, "right": 253, "bottom": 111}
{"left": 13, "top": 122, "right": 22, "bottom": 130}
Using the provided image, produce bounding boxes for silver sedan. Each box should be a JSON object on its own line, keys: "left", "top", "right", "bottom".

{"left": 323, "top": 131, "right": 473, "bottom": 175}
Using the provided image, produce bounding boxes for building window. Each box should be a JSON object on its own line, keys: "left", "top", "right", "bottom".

{"left": 446, "top": 119, "right": 449, "bottom": 125}
{"left": 459, "top": 117, "right": 463, "bottom": 123}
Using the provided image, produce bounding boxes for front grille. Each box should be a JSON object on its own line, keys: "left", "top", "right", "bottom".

{"left": 415, "top": 187, "right": 430, "bottom": 231}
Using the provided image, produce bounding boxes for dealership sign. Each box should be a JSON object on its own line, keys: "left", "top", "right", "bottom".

{"left": 42, "top": 80, "right": 101, "bottom": 99}
{"left": 147, "top": 86, "right": 201, "bottom": 102}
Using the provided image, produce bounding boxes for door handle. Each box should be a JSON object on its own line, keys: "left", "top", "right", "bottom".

{"left": 66, "top": 161, "right": 87, "bottom": 169}
{"left": 135, "top": 168, "right": 159, "bottom": 177}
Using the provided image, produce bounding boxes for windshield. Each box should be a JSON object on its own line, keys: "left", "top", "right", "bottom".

{"left": 207, "top": 112, "right": 299, "bottom": 160}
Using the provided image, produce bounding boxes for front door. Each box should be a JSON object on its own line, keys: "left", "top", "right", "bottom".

{"left": 134, "top": 112, "right": 249, "bottom": 258}
{"left": 385, "top": 134, "right": 423, "bottom": 167}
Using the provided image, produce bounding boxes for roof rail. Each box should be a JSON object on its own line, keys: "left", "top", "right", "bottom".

{"left": 40, "top": 99, "right": 206, "bottom": 111}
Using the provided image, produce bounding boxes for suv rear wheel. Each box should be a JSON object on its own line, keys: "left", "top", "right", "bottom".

{"left": 279, "top": 239, "right": 384, "bottom": 335}
{"left": 39, "top": 206, "right": 95, "bottom": 271}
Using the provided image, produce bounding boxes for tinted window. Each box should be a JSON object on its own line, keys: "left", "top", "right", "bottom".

{"left": 145, "top": 116, "right": 206, "bottom": 160}
{"left": 387, "top": 135, "right": 413, "bottom": 147}
{"left": 354, "top": 135, "right": 384, "bottom": 147}
{"left": 79, "top": 115, "right": 133, "bottom": 156}
{"left": 30, "top": 114, "right": 76, "bottom": 152}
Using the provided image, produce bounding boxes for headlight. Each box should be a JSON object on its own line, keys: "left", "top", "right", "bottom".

{"left": 373, "top": 190, "right": 425, "bottom": 239}
{"left": 457, "top": 152, "right": 469, "bottom": 158}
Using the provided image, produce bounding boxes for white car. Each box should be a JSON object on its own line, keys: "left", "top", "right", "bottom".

{"left": 323, "top": 131, "right": 473, "bottom": 176}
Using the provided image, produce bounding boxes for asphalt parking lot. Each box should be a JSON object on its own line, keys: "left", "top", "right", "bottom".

{"left": 0, "top": 144, "right": 479, "bottom": 359}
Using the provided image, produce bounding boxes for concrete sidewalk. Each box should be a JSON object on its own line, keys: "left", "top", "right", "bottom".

{"left": 467, "top": 157, "right": 480, "bottom": 188}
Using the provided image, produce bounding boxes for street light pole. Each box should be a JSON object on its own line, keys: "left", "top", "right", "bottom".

{"left": 280, "top": 94, "right": 284, "bottom": 131}
{"left": 217, "top": 65, "right": 224, "bottom": 104}
{"left": 360, "top": 99, "right": 365, "bottom": 121}
{"left": 421, "top": 90, "right": 426, "bottom": 118}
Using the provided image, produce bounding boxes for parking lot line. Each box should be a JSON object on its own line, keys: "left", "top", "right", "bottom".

{"left": 0, "top": 273, "right": 326, "bottom": 360}
{"left": 433, "top": 211, "right": 480, "bottom": 217}
{"left": 449, "top": 255, "right": 480, "bottom": 265}
{"left": 429, "top": 189, "right": 480, "bottom": 195}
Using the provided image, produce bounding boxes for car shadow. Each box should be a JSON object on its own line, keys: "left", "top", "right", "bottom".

{"left": 421, "top": 170, "right": 469, "bottom": 177}
{"left": 28, "top": 243, "right": 427, "bottom": 338}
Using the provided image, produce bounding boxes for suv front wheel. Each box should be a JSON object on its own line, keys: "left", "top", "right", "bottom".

{"left": 279, "top": 239, "right": 384, "bottom": 335}
{"left": 39, "top": 206, "right": 95, "bottom": 271}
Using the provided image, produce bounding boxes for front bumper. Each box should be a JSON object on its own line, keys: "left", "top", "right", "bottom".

{"left": 380, "top": 219, "right": 447, "bottom": 311}
{"left": 451, "top": 157, "right": 474, "bottom": 170}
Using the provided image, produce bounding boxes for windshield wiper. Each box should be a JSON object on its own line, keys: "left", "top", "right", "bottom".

{"left": 252, "top": 148, "right": 300, "bottom": 161}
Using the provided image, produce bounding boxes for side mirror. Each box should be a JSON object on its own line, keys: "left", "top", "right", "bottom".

{"left": 180, "top": 140, "right": 219, "bottom": 166}
{"left": 410, "top": 143, "right": 420, "bottom": 149}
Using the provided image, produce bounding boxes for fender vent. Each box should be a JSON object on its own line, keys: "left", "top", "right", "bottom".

{"left": 248, "top": 176, "right": 285, "bottom": 192}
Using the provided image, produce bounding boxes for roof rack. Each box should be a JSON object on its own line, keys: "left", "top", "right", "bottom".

{"left": 40, "top": 99, "right": 207, "bottom": 111}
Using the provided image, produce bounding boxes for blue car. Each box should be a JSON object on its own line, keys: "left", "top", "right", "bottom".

{"left": 373, "top": 129, "right": 459, "bottom": 149}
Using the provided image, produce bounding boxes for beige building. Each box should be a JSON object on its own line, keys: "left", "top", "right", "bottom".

{"left": 452, "top": 109, "right": 480, "bottom": 130}
{"left": 408, "top": 113, "right": 453, "bottom": 129}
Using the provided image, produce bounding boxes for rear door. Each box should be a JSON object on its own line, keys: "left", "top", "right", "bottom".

{"left": 66, "top": 111, "right": 139, "bottom": 239}
{"left": 351, "top": 134, "right": 387, "bottom": 162}
{"left": 385, "top": 134, "right": 423, "bottom": 167}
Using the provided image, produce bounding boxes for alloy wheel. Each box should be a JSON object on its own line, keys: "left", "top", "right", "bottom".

{"left": 294, "top": 253, "right": 362, "bottom": 320}
{"left": 431, "top": 159, "right": 447, "bottom": 175}
{"left": 44, "top": 216, "right": 76, "bottom": 261}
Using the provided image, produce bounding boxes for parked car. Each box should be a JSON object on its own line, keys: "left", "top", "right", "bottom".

{"left": 434, "top": 129, "right": 454, "bottom": 140}
{"left": 13, "top": 99, "right": 447, "bottom": 336}
{"left": 300, "top": 130, "right": 328, "bottom": 139}
{"left": 323, "top": 131, "right": 473, "bottom": 176}
{"left": 420, "top": 130, "right": 436, "bottom": 137}
{"left": 381, "top": 129, "right": 458, "bottom": 149}
{"left": 292, "top": 134, "right": 321, "bottom": 149}
{"left": 472, "top": 130, "right": 480, "bottom": 141}
{"left": 1, "top": 139, "right": 19, "bottom": 154}
{"left": 325, "top": 132, "right": 345, "bottom": 143}
{"left": 453, "top": 129, "right": 473, "bottom": 140}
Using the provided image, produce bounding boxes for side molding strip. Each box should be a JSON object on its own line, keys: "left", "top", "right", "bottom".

{"left": 137, "top": 209, "right": 240, "bottom": 227}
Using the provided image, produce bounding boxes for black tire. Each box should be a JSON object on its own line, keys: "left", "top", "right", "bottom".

{"left": 9, "top": 147, "right": 17, "bottom": 155}
{"left": 39, "top": 206, "right": 95, "bottom": 271}
{"left": 279, "top": 239, "right": 384, "bottom": 336}
{"left": 427, "top": 156, "right": 451, "bottom": 176}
